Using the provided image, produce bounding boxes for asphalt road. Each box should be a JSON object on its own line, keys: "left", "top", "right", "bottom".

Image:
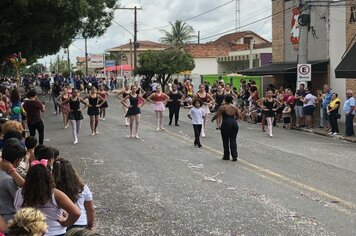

{"left": 40, "top": 93, "right": 356, "bottom": 236}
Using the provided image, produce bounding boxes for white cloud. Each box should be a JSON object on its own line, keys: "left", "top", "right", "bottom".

{"left": 38, "top": 0, "right": 272, "bottom": 67}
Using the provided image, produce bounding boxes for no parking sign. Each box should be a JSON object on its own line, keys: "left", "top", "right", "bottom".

{"left": 297, "top": 64, "right": 311, "bottom": 82}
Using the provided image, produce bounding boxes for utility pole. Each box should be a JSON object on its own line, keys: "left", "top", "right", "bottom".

{"left": 249, "top": 40, "right": 254, "bottom": 69}
{"left": 130, "top": 39, "right": 133, "bottom": 67}
{"left": 297, "top": 0, "right": 311, "bottom": 86}
{"left": 198, "top": 31, "right": 200, "bottom": 44}
{"left": 235, "top": 0, "right": 241, "bottom": 32}
{"left": 85, "top": 37, "right": 89, "bottom": 77}
{"left": 117, "top": 6, "right": 142, "bottom": 75}
{"left": 67, "top": 47, "right": 71, "bottom": 78}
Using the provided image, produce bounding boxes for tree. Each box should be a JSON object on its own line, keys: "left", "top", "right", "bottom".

{"left": 0, "top": 0, "right": 118, "bottom": 63}
{"left": 27, "top": 63, "right": 46, "bottom": 76}
{"left": 136, "top": 50, "right": 195, "bottom": 90}
{"left": 50, "top": 56, "right": 72, "bottom": 75}
{"left": 160, "top": 20, "right": 196, "bottom": 50}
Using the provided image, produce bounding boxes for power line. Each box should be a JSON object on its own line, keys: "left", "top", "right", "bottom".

{"left": 196, "top": 6, "right": 294, "bottom": 42}
{"left": 138, "top": 0, "right": 234, "bottom": 32}
{"left": 112, "top": 19, "right": 134, "bottom": 36}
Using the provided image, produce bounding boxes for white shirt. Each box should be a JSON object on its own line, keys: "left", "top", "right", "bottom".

{"left": 304, "top": 93, "right": 316, "bottom": 107}
{"left": 151, "top": 82, "right": 159, "bottom": 91}
{"left": 75, "top": 184, "right": 93, "bottom": 226}
{"left": 188, "top": 107, "right": 206, "bottom": 125}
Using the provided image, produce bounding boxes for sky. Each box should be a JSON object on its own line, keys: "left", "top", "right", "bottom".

{"left": 38, "top": 0, "right": 272, "bottom": 67}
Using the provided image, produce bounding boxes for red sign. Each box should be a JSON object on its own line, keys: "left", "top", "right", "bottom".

{"left": 291, "top": 8, "right": 300, "bottom": 45}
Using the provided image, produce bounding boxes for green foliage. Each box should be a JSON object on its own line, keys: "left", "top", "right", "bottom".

{"left": 50, "top": 56, "right": 72, "bottom": 74}
{"left": 75, "top": 70, "right": 84, "bottom": 76}
{"left": 160, "top": 20, "right": 196, "bottom": 50}
{"left": 136, "top": 50, "right": 195, "bottom": 88}
{"left": 0, "top": 0, "right": 118, "bottom": 62}
{"left": 27, "top": 63, "right": 46, "bottom": 75}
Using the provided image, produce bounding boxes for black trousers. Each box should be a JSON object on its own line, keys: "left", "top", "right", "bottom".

{"left": 329, "top": 112, "right": 339, "bottom": 133}
{"left": 193, "top": 124, "right": 202, "bottom": 145}
{"left": 169, "top": 106, "right": 180, "bottom": 124}
{"left": 345, "top": 114, "right": 355, "bottom": 136}
{"left": 220, "top": 120, "right": 239, "bottom": 158}
{"left": 28, "top": 120, "right": 44, "bottom": 144}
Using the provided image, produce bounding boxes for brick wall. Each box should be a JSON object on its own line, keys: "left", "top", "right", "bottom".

{"left": 345, "top": 3, "right": 356, "bottom": 92}
{"left": 272, "top": 0, "right": 285, "bottom": 62}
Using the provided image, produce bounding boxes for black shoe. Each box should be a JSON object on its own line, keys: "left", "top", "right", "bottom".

{"left": 231, "top": 158, "right": 237, "bottom": 162}
{"left": 197, "top": 143, "right": 202, "bottom": 148}
{"left": 222, "top": 157, "right": 229, "bottom": 160}
{"left": 194, "top": 142, "right": 197, "bottom": 146}
{"left": 169, "top": 121, "right": 172, "bottom": 126}
{"left": 175, "top": 124, "right": 180, "bottom": 126}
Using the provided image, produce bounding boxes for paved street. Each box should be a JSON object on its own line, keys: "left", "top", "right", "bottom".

{"left": 41, "top": 94, "right": 356, "bottom": 235}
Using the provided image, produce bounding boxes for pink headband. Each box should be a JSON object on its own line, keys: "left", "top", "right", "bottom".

{"left": 31, "top": 159, "right": 48, "bottom": 167}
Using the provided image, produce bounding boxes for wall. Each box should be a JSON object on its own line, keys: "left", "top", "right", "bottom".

{"left": 272, "top": 0, "right": 285, "bottom": 62}
{"left": 329, "top": 6, "right": 346, "bottom": 106}
{"left": 346, "top": 3, "right": 356, "bottom": 94}
{"left": 284, "top": 1, "right": 329, "bottom": 62}
{"left": 236, "top": 33, "right": 268, "bottom": 44}
{"left": 192, "top": 58, "right": 218, "bottom": 75}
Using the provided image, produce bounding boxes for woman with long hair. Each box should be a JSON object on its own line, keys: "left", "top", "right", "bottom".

{"left": 212, "top": 94, "right": 241, "bottom": 161}
{"left": 212, "top": 85, "right": 225, "bottom": 129}
{"left": 56, "top": 88, "right": 70, "bottom": 129}
{"left": 9, "top": 88, "right": 22, "bottom": 122}
{"left": 83, "top": 87, "right": 105, "bottom": 136}
{"left": 14, "top": 162, "right": 80, "bottom": 236}
{"left": 147, "top": 86, "right": 170, "bottom": 131}
{"left": 61, "top": 89, "right": 89, "bottom": 144}
{"left": 166, "top": 84, "right": 185, "bottom": 126}
{"left": 116, "top": 84, "right": 131, "bottom": 126}
{"left": 194, "top": 84, "right": 215, "bottom": 137}
{"left": 98, "top": 86, "right": 108, "bottom": 121}
{"left": 121, "top": 85, "right": 146, "bottom": 139}
{"left": 258, "top": 90, "right": 281, "bottom": 137}
{"left": 52, "top": 159, "right": 95, "bottom": 231}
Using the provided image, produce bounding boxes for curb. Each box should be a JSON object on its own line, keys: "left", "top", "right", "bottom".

{"left": 293, "top": 127, "right": 356, "bottom": 143}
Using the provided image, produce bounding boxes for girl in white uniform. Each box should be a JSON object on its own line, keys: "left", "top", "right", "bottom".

{"left": 194, "top": 84, "right": 214, "bottom": 137}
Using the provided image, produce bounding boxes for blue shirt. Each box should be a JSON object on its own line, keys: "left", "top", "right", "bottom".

{"left": 322, "top": 91, "right": 333, "bottom": 108}
{"left": 343, "top": 97, "right": 356, "bottom": 115}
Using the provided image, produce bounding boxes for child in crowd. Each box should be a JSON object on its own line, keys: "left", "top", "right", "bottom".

{"left": 0, "top": 216, "right": 6, "bottom": 235}
{"left": 25, "top": 136, "right": 38, "bottom": 163}
{"left": 0, "top": 138, "right": 27, "bottom": 222}
{"left": 188, "top": 99, "right": 205, "bottom": 148}
{"left": 65, "top": 228, "right": 100, "bottom": 236}
{"left": 6, "top": 208, "right": 47, "bottom": 236}
{"left": 282, "top": 102, "right": 292, "bottom": 129}
{"left": 33, "top": 144, "right": 45, "bottom": 159}
{"left": 53, "top": 159, "right": 95, "bottom": 231}
{"left": 49, "top": 146, "right": 61, "bottom": 161}
{"left": 36, "top": 146, "right": 55, "bottom": 171}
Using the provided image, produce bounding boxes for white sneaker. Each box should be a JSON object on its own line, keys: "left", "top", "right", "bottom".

{"left": 328, "top": 132, "right": 333, "bottom": 135}
{"left": 91, "top": 132, "right": 95, "bottom": 136}
{"left": 95, "top": 131, "right": 99, "bottom": 134}
{"left": 333, "top": 132, "right": 339, "bottom": 135}
{"left": 160, "top": 127, "right": 165, "bottom": 131}
{"left": 156, "top": 128, "right": 160, "bottom": 131}
{"left": 125, "top": 123, "right": 129, "bottom": 126}
{"left": 102, "top": 118, "right": 105, "bottom": 121}
{"left": 201, "top": 133, "right": 206, "bottom": 138}
{"left": 73, "top": 139, "right": 78, "bottom": 144}
{"left": 135, "top": 135, "right": 140, "bottom": 139}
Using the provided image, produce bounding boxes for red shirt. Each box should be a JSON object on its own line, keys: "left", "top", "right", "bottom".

{"left": 23, "top": 100, "right": 44, "bottom": 124}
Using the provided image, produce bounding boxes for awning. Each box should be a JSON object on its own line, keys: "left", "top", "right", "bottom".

{"left": 238, "top": 60, "right": 328, "bottom": 76}
{"left": 335, "top": 43, "right": 356, "bottom": 78}
{"left": 101, "top": 64, "right": 133, "bottom": 72}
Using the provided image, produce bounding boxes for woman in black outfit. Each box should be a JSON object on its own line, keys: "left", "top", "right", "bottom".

{"left": 167, "top": 84, "right": 185, "bottom": 126}
{"left": 61, "top": 89, "right": 88, "bottom": 144}
{"left": 84, "top": 87, "right": 105, "bottom": 136}
{"left": 121, "top": 85, "right": 146, "bottom": 139}
{"left": 211, "top": 94, "right": 241, "bottom": 161}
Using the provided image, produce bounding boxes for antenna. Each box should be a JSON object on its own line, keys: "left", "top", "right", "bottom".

{"left": 235, "top": 0, "right": 241, "bottom": 32}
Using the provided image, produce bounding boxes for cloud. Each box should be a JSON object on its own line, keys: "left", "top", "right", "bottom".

{"left": 38, "top": 0, "right": 272, "bottom": 66}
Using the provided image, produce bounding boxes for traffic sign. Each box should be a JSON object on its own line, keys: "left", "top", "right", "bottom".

{"left": 105, "top": 60, "right": 116, "bottom": 67}
{"left": 297, "top": 64, "right": 311, "bottom": 82}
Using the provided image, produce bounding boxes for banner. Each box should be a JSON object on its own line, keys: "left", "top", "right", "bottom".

{"left": 90, "top": 54, "right": 104, "bottom": 68}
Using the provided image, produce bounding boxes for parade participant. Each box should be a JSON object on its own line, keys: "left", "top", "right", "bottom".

{"left": 212, "top": 85, "right": 225, "bottom": 129}
{"left": 14, "top": 162, "right": 80, "bottom": 236}
{"left": 83, "top": 87, "right": 105, "bottom": 136}
{"left": 56, "top": 88, "right": 70, "bottom": 129}
{"left": 187, "top": 99, "right": 205, "bottom": 148}
{"left": 166, "top": 84, "right": 185, "bottom": 126}
{"left": 51, "top": 80, "right": 62, "bottom": 115}
{"left": 9, "top": 88, "right": 22, "bottom": 122}
{"left": 194, "top": 84, "right": 215, "bottom": 137}
{"left": 53, "top": 159, "right": 95, "bottom": 231}
{"left": 258, "top": 90, "right": 281, "bottom": 137}
{"left": 147, "top": 86, "right": 170, "bottom": 131}
{"left": 61, "top": 89, "right": 89, "bottom": 144}
{"left": 98, "top": 86, "right": 109, "bottom": 121}
{"left": 116, "top": 84, "right": 131, "bottom": 126}
{"left": 224, "top": 84, "right": 238, "bottom": 99}
{"left": 6, "top": 208, "right": 48, "bottom": 236}
{"left": 23, "top": 90, "right": 45, "bottom": 145}
{"left": 121, "top": 85, "right": 146, "bottom": 139}
{"left": 212, "top": 94, "right": 241, "bottom": 161}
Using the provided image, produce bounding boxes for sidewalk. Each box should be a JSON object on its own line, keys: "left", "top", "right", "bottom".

{"left": 293, "top": 123, "right": 356, "bottom": 143}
